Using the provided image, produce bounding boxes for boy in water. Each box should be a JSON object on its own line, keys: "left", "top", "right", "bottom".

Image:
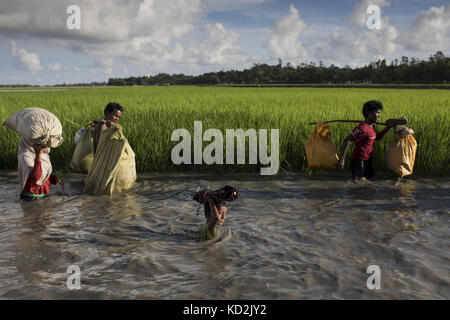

{"left": 194, "top": 186, "right": 238, "bottom": 241}
{"left": 198, "top": 195, "right": 227, "bottom": 241}
{"left": 336, "top": 100, "right": 395, "bottom": 180}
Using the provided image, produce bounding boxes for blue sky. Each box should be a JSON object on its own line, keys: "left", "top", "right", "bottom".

{"left": 0, "top": 0, "right": 449, "bottom": 85}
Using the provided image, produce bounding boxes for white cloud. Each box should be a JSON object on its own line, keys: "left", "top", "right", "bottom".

{"left": 347, "top": 0, "right": 391, "bottom": 27}
{"left": 48, "top": 62, "right": 61, "bottom": 71}
{"left": 11, "top": 40, "right": 43, "bottom": 73}
{"left": 205, "top": 0, "right": 264, "bottom": 12}
{"left": 402, "top": 4, "right": 450, "bottom": 52}
{"left": 267, "top": 4, "right": 307, "bottom": 62}
{"left": 313, "top": 27, "right": 369, "bottom": 65}
{"left": 313, "top": 0, "right": 399, "bottom": 66}
{"left": 0, "top": 0, "right": 204, "bottom": 42}
{"left": 366, "top": 23, "right": 398, "bottom": 54}
{"left": 95, "top": 57, "right": 113, "bottom": 68}
{"left": 91, "top": 57, "right": 114, "bottom": 74}
{"left": 188, "top": 23, "right": 249, "bottom": 67}
{"left": 4, "top": 0, "right": 446, "bottom": 83}
{"left": 0, "top": 0, "right": 206, "bottom": 65}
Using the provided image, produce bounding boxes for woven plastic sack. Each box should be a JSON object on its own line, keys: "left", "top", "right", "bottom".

{"left": 68, "top": 124, "right": 94, "bottom": 174}
{"left": 74, "top": 128, "right": 85, "bottom": 145}
{"left": 83, "top": 124, "right": 136, "bottom": 195}
{"left": 2, "top": 107, "right": 63, "bottom": 148}
{"left": 305, "top": 122, "right": 339, "bottom": 169}
{"left": 385, "top": 128, "right": 417, "bottom": 178}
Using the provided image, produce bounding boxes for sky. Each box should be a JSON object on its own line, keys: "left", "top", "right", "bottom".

{"left": 0, "top": 0, "right": 449, "bottom": 85}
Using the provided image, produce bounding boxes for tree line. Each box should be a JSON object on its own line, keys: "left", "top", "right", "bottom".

{"left": 3, "top": 51, "right": 447, "bottom": 87}
{"left": 107, "top": 51, "right": 449, "bottom": 86}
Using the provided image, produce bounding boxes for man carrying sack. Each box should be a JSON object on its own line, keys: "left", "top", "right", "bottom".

{"left": 83, "top": 102, "right": 136, "bottom": 195}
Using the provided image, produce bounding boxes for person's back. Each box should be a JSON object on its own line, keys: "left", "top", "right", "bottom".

{"left": 20, "top": 144, "right": 63, "bottom": 201}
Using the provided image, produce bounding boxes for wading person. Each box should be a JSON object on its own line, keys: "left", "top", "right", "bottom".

{"left": 92, "top": 102, "right": 124, "bottom": 154}
{"left": 2, "top": 107, "right": 64, "bottom": 199}
{"left": 193, "top": 186, "right": 239, "bottom": 241}
{"left": 84, "top": 102, "right": 136, "bottom": 195}
{"left": 199, "top": 196, "right": 227, "bottom": 241}
{"left": 69, "top": 102, "right": 124, "bottom": 174}
{"left": 336, "top": 100, "right": 395, "bottom": 180}
{"left": 20, "top": 143, "right": 64, "bottom": 201}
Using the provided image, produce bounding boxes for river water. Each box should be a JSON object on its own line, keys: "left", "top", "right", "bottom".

{"left": 0, "top": 171, "right": 448, "bottom": 299}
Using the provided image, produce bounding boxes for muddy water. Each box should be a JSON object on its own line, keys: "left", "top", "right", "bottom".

{"left": 0, "top": 171, "right": 448, "bottom": 299}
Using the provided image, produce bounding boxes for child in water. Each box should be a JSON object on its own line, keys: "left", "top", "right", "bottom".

{"left": 336, "top": 100, "right": 398, "bottom": 180}
{"left": 194, "top": 185, "right": 239, "bottom": 241}
{"left": 199, "top": 196, "right": 227, "bottom": 241}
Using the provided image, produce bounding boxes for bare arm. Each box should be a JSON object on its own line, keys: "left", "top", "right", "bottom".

{"left": 33, "top": 145, "right": 43, "bottom": 161}
{"left": 55, "top": 176, "right": 64, "bottom": 192}
{"left": 207, "top": 199, "right": 221, "bottom": 230}
{"left": 376, "top": 126, "right": 391, "bottom": 141}
{"left": 218, "top": 207, "right": 226, "bottom": 226}
{"left": 336, "top": 135, "right": 352, "bottom": 168}
{"left": 93, "top": 122, "right": 108, "bottom": 154}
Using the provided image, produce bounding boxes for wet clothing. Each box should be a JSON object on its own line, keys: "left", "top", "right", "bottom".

{"left": 348, "top": 122, "right": 390, "bottom": 179}
{"left": 198, "top": 223, "right": 216, "bottom": 241}
{"left": 20, "top": 158, "right": 58, "bottom": 200}
{"left": 20, "top": 193, "right": 50, "bottom": 201}
{"left": 351, "top": 158, "right": 375, "bottom": 179}
{"left": 18, "top": 138, "right": 52, "bottom": 192}
{"left": 350, "top": 122, "right": 378, "bottom": 160}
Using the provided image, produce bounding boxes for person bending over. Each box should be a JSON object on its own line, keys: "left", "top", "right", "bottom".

{"left": 20, "top": 145, "right": 64, "bottom": 201}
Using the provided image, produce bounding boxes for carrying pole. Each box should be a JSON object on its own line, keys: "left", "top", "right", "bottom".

{"left": 309, "top": 120, "right": 386, "bottom": 125}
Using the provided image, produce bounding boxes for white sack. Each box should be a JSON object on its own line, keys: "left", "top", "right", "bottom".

{"left": 3, "top": 107, "right": 63, "bottom": 148}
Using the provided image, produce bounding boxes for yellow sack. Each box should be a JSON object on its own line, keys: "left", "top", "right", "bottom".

{"left": 305, "top": 122, "right": 339, "bottom": 169}
{"left": 385, "top": 128, "right": 417, "bottom": 178}
{"left": 83, "top": 124, "right": 136, "bottom": 195}
{"left": 68, "top": 123, "right": 94, "bottom": 174}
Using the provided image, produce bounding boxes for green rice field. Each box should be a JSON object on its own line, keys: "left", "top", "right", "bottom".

{"left": 0, "top": 86, "right": 449, "bottom": 175}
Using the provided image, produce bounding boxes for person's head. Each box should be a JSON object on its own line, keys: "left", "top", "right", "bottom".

{"left": 104, "top": 102, "right": 124, "bottom": 124}
{"left": 362, "top": 100, "right": 383, "bottom": 124}
{"left": 204, "top": 200, "right": 227, "bottom": 221}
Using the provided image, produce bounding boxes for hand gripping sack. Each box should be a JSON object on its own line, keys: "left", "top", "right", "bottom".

{"left": 385, "top": 127, "right": 417, "bottom": 178}
{"left": 3, "top": 107, "right": 63, "bottom": 148}
{"left": 69, "top": 123, "right": 95, "bottom": 174}
{"left": 83, "top": 124, "right": 136, "bottom": 195}
{"left": 305, "top": 122, "right": 339, "bottom": 169}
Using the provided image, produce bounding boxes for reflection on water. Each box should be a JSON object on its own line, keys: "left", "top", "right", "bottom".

{"left": 0, "top": 172, "right": 448, "bottom": 299}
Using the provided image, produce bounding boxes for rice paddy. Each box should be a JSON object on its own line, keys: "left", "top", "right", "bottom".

{"left": 0, "top": 86, "right": 449, "bottom": 175}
